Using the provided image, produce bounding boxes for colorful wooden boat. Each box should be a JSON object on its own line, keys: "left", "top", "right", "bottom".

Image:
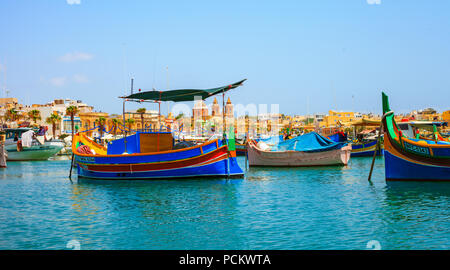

{"left": 350, "top": 140, "right": 384, "bottom": 157}
{"left": 72, "top": 80, "right": 246, "bottom": 180}
{"left": 73, "top": 132, "right": 243, "bottom": 179}
{"left": 327, "top": 131, "right": 383, "bottom": 157}
{"left": 247, "top": 132, "right": 351, "bottom": 167}
{"left": 382, "top": 92, "right": 450, "bottom": 181}
{"left": 351, "top": 119, "right": 384, "bottom": 157}
{"left": 3, "top": 128, "right": 63, "bottom": 161}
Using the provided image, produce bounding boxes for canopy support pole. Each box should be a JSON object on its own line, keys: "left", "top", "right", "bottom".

{"left": 158, "top": 100, "right": 161, "bottom": 152}
{"left": 123, "top": 99, "right": 127, "bottom": 154}
{"left": 222, "top": 90, "right": 226, "bottom": 137}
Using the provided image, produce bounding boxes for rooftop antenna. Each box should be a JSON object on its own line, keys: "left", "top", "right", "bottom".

{"left": 131, "top": 78, "right": 134, "bottom": 95}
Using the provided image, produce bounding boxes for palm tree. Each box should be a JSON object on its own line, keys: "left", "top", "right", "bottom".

{"left": 66, "top": 106, "right": 79, "bottom": 141}
{"left": 125, "top": 118, "right": 135, "bottom": 132}
{"left": 97, "top": 116, "right": 106, "bottom": 140}
{"left": 111, "top": 118, "right": 121, "bottom": 137}
{"left": 7, "top": 108, "right": 17, "bottom": 122}
{"left": 136, "top": 108, "right": 146, "bottom": 131}
{"left": 28, "top": 109, "right": 41, "bottom": 125}
{"left": 175, "top": 112, "right": 184, "bottom": 120}
{"left": 45, "top": 113, "right": 61, "bottom": 139}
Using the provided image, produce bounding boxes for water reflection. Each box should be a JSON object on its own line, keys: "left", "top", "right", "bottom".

{"left": 1, "top": 156, "right": 449, "bottom": 250}
{"left": 246, "top": 165, "right": 348, "bottom": 183}
{"left": 70, "top": 179, "right": 244, "bottom": 249}
{"left": 376, "top": 181, "right": 450, "bottom": 249}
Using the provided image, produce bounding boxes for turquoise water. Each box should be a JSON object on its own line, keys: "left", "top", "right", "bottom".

{"left": 0, "top": 156, "right": 449, "bottom": 250}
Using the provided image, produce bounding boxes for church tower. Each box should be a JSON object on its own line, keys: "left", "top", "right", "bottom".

{"left": 192, "top": 100, "right": 208, "bottom": 120}
{"left": 225, "top": 97, "right": 233, "bottom": 118}
{"left": 211, "top": 97, "right": 220, "bottom": 116}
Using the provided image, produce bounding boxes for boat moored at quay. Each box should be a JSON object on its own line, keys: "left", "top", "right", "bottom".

{"left": 247, "top": 132, "right": 352, "bottom": 167}
{"left": 2, "top": 128, "right": 63, "bottom": 161}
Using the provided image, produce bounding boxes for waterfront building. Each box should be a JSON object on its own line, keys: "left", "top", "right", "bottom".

{"left": 79, "top": 112, "right": 109, "bottom": 137}
{"left": 20, "top": 99, "right": 94, "bottom": 137}
{"left": 0, "top": 98, "right": 19, "bottom": 110}
{"left": 416, "top": 108, "right": 441, "bottom": 121}
{"left": 442, "top": 110, "right": 450, "bottom": 123}
{"left": 323, "top": 110, "right": 356, "bottom": 127}
{"left": 124, "top": 110, "right": 160, "bottom": 131}
{"left": 192, "top": 100, "right": 208, "bottom": 120}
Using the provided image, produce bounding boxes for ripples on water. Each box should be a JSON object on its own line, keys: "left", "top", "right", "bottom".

{"left": 0, "top": 156, "right": 449, "bottom": 250}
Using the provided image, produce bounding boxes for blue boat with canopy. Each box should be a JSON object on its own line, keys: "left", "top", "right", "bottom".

{"left": 247, "top": 132, "right": 352, "bottom": 167}
{"left": 71, "top": 80, "right": 246, "bottom": 180}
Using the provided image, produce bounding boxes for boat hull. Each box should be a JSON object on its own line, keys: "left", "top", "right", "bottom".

{"left": 382, "top": 92, "right": 450, "bottom": 182}
{"left": 77, "top": 157, "right": 242, "bottom": 180}
{"left": 384, "top": 135, "right": 450, "bottom": 181}
{"left": 5, "top": 145, "right": 63, "bottom": 161}
{"left": 247, "top": 141, "right": 351, "bottom": 167}
{"left": 73, "top": 135, "right": 244, "bottom": 180}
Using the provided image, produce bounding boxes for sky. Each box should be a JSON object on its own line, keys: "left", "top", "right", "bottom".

{"left": 0, "top": 0, "right": 449, "bottom": 116}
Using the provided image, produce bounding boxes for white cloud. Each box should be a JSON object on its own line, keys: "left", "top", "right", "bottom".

{"left": 367, "top": 0, "right": 381, "bottom": 4}
{"left": 59, "top": 52, "right": 93, "bottom": 63}
{"left": 49, "top": 76, "right": 67, "bottom": 87}
{"left": 67, "top": 0, "right": 81, "bottom": 5}
{"left": 73, "top": 74, "right": 89, "bottom": 83}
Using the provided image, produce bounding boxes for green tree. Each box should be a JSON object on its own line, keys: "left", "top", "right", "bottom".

{"left": 66, "top": 106, "right": 79, "bottom": 141}
{"left": 111, "top": 118, "right": 122, "bottom": 137}
{"left": 175, "top": 112, "right": 184, "bottom": 120}
{"left": 125, "top": 118, "right": 135, "bottom": 132}
{"left": 45, "top": 113, "right": 62, "bottom": 138}
{"left": 97, "top": 116, "right": 107, "bottom": 139}
{"left": 7, "top": 108, "right": 18, "bottom": 122}
{"left": 136, "top": 108, "right": 146, "bottom": 131}
{"left": 28, "top": 109, "right": 41, "bottom": 125}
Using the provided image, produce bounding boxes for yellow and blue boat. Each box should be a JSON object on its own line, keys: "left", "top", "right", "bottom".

{"left": 72, "top": 80, "right": 246, "bottom": 180}
{"left": 382, "top": 92, "right": 450, "bottom": 181}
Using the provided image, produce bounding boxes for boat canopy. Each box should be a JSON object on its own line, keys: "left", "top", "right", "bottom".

{"left": 351, "top": 118, "right": 381, "bottom": 127}
{"left": 268, "top": 132, "right": 346, "bottom": 152}
{"left": 255, "top": 135, "right": 284, "bottom": 145}
{"left": 407, "top": 121, "right": 448, "bottom": 130}
{"left": 122, "top": 79, "right": 246, "bottom": 102}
